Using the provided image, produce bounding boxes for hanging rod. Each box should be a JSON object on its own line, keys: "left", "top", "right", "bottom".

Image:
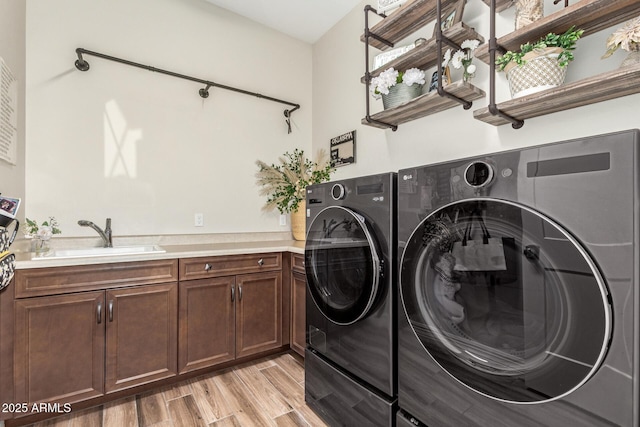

{"left": 74, "top": 48, "right": 301, "bottom": 133}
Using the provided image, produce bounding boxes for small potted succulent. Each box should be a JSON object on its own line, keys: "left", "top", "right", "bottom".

{"left": 495, "top": 26, "right": 584, "bottom": 98}
{"left": 369, "top": 67, "right": 426, "bottom": 109}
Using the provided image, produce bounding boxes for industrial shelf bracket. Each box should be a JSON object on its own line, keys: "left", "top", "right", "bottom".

{"left": 486, "top": 0, "right": 525, "bottom": 129}
{"left": 74, "top": 48, "right": 301, "bottom": 134}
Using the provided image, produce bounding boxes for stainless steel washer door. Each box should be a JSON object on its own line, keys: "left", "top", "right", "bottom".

{"left": 400, "top": 198, "right": 612, "bottom": 404}
{"left": 305, "top": 206, "right": 381, "bottom": 325}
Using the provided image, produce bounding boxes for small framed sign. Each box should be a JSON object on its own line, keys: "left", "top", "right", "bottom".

{"left": 433, "top": 0, "right": 465, "bottom": 36}
{"left": 330, "top": 131, "right": 356, "bottom": 168}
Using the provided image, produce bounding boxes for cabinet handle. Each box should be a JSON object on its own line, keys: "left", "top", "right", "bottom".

{"left": 108, "top": 300, "right": 114, "bottom": 322}
{"left": 204, "top": 263, "right": 213, "bottom": 271}
{"left": 231, "top": 284, "right": 235, "bottom": 302}
{"left": 239, "top": 285, "right": 243, "bottom": 301}
{"left": 257, "top": 258, "right": 264, "bottom": 266}
{"left": 97, "top": 302, "right": 102, "bottom": 324}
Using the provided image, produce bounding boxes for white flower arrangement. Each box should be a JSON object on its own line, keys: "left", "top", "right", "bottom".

{"left": 24, "top": 217, "right": 61, "bottom": 240}
{"left": 446, "top": 39, "right": 481, "bottom": 82}
{"left": 370, "top": 67, "right": 426, "bottom": 99}
{"left": 602, "top": 17, "right": 640, "bottom": 58}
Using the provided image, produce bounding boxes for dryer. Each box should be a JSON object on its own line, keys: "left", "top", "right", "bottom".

{"left": 304, "top": 172, "right": 397, "bottom": 426}
{"left": 397, "top": 130, "right": 639, "bottom": 426}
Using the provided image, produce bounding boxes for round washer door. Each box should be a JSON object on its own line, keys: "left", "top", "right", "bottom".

{"left": 400, "top": 198, "right": 612, "bottom": 404}
{"left": 305, "top": 206, "right": 382, "bottom": 325}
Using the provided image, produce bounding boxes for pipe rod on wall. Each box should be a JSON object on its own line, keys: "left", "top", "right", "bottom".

{"left": 74, "top": 48, "right": 301, "bottom": 132}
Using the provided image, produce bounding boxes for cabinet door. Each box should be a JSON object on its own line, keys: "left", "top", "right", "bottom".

{"left": 14, "top": 291, "right": 105, "bottom": 405}
{"left": 105, "top": 283, "right": 178, "bottom": 393}
{"left": 235, "top": 271, "right": 282, "bottom": 358}
{"left": 178, "top": 276, "right": 235, "bottom": 374}
{"left": 291, "top": 271, "right": 306, "bottom": 357}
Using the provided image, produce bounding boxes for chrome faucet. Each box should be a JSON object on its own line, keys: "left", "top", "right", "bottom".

{"left": 78, "top": 218, "right": 113, "bottom": 247}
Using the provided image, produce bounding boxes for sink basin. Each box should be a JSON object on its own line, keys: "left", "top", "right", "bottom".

{"left": 34, "top": 245, "right": 166, "bottom": 260}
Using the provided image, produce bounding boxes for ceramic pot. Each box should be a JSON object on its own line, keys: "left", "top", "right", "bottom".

{"left": 620, "top": 45, "right": 640, "bottom": 68}
{"left": 505, "top": 47, "right": 567, "bottom": 98}
{"left": 290, "top": 200, "right": 306, "bottom": 241}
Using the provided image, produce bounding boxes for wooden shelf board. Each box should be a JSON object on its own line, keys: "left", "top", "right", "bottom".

{"left": 473, "top": 64, "right": 640, "bottom": 126}
{"left": 363, "top": 81, "right": 486, "bottom": 129}
{"left": 361, "top": 0, "right": 459, "bottom": 51}
{"left": 476, "top": 0, "right": 640, "bottom": 64}
{"left": 481, "top": 0, "right": 514, "bottom": 13}
{"left": 363, "top": 23, "right": 484, "bottom": 83}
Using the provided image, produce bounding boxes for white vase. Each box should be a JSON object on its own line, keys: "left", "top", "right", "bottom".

{"left": 620, "top": 46, "right": 640, "bottom": 68}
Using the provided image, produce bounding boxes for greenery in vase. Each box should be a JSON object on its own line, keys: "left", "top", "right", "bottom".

{"left": 255, "top": 149, "right": 335, "bottom": 214}
{"left": 24, "top": 217, "right": 61, "bottom": 239}
{"left": 495, "top": 26, "right": 584, "bottom": 71}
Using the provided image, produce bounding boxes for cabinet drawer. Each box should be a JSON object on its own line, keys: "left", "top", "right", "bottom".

{"left": 292, "top": 253, "right": 306, "bottom": 274}
{"left": 179, "top": 253, "right": 282, "bottom": 281}
{"left": 15, "top": 259, "right": 179, "bottom": 298}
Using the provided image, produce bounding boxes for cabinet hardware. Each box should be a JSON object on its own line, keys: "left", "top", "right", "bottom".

{"left": 108, "top": 300, "right": 114, "bottom": 322}
{"left": 97, "top": 302, "right": 102, "bottom": 324}
{"left": 231, "top": 284, "right": 235, "bottom": 302}
{"left": 204, "top": 263, "right": 213, "bottom": 271}
{"left": 257, "top": 258, "right": 264, "bottom": 266}
{"left": 239, "top": 285, "right": 243, "bottom": 301}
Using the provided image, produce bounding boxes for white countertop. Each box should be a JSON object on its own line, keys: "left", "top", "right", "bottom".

{"left": 14, "top": 240, "right": 306, "bottom": 269}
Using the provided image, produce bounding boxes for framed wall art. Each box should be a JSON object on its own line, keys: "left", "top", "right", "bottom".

{"left": 330, "top": 131, "right": 356, "bottom": 167}
{"left": 428, "top": 67, "right": 452, "bottom": 92}
{"left": 433, "top": 0, "right": 465, "bottom": 36}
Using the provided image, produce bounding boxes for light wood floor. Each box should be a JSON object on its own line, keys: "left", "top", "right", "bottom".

{"left": 26, "top": 352, "right": 328, "bottom": 427}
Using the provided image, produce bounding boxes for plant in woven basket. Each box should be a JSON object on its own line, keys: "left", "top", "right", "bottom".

{"left": 255, "top": 149, "right": 335, "bottom": 214}
{"left": 495, "top": 26, "right": 584, "bottom": 72}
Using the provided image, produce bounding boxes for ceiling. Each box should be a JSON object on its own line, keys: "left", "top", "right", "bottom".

{"left": 203, "top": 0, "right": 363, "bottom": 44}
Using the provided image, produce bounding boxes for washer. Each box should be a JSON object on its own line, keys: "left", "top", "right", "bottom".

{"left": 397, "top": 129, "right": 639, "bottom": 426}
{"left": 304, "top": 172, "right": 397, "bottom": 426}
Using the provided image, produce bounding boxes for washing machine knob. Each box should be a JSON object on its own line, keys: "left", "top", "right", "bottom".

{"left": 331, "top": 183, "right": 346, "bottom": 200}
{"left": 464, "top": 161, "right": 494, "bottom": 188}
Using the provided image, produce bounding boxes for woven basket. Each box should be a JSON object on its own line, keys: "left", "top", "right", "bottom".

{"left": 382, "top": 83, "right": 423, "bottom": 109}
{"left": 505, "top": 47, "right": 567, "bottom": 98}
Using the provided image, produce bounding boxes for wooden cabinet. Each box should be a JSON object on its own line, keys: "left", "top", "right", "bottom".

{"left": 14, "top": 282, "right": 177, "bottom": 405}
{"left": 473, "top": 0, "right": 640, "bottom": 126}
{"left": 14, "top": 291, "right": 105, "bottom": 405}
{"left": 178, "top": 253, "right": 283, "bottom": 374}
{"left": 13, "top": 260, "right": 179, "bottom": 408}
{"left": 290, "top": 253, "right": 306, "bottom": 357}
{"left": 361, "top": 0, "right": 485, "bottom": 130}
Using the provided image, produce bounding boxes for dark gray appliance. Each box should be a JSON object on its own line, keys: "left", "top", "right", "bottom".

{"left": 397, "top": 129, "right": 639, "bottom": 427}
{"left": 304, "top": 172, "right": 397, "bottom": 426}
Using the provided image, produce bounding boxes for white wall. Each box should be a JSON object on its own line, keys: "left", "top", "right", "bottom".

{"left": 313, "top": 0, "right": 640, "bottom": 180}
{"left": 0, "top": 0, "right": 26, "bottom": 224}
{"left": 25, "top": 0, "right": 312, "bottom": 237}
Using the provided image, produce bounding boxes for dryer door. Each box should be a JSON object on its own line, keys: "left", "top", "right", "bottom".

{"left": 305, "top": 206, "right": 382, "bottom": 325}
{"left": 400, "top": 198, "right": 612, "bottom": 404}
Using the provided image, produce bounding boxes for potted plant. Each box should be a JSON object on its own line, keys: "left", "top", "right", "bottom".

{"left": 24, "top": 217, "right": 62, "bottom": 254}
{"left": 602, "top": 17, "right": 640, "bottom": 68}
{"left": 370, "top": 67, "right": 426, "bottom": 109}
{"left": 495, "top": 26, "right": 584, "bottom": 98}
{"left": 255, "top": 149, "right": 335, "bottom": 240}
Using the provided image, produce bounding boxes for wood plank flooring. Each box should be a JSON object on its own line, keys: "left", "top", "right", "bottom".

{"left": 26, "top": 353, "right": 328, "bottom": 427}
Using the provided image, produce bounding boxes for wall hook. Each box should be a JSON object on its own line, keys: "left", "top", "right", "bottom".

{"left": 199, "top": 84, "right": 211, "bottom": 98}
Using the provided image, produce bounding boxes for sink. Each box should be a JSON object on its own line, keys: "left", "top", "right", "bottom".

{"left": 34, "top": 245, "right": 166, "bottom": 260}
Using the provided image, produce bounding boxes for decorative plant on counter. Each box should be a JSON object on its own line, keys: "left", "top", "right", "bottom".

{"left": 255, "top": 149, "right": 335, "bottom": 214}
{"left": 602, "top": 17, "right": 640, "bottom": 68}
{"left": 24, "top": 217, "right": 62, "bottom": 239}
{"left": 495, "top": 26, "right": 584, "bottom": 98}
{"left": 495, "top": 26, "right": 584, "bottom": 72}
{"left": 24, "top": 217, "right": 61, "bottom": 254}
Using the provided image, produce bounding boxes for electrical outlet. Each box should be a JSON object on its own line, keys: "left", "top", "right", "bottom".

{"left": 279, "top": 215, "right": 287, "bottom": 226}
{"left": 194, "top": 213, "right": 204, "bottom": 227}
